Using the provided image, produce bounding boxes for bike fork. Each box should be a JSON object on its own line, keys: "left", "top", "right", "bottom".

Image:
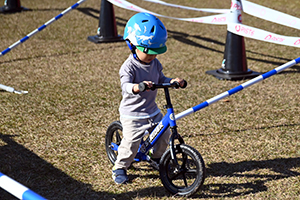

{"left": 169, "top": 126, "right": 184, "bottom": 166}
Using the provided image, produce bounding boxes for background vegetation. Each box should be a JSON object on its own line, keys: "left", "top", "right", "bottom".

{"left": 0, "top": 0, "right": 299, "bottom": 199}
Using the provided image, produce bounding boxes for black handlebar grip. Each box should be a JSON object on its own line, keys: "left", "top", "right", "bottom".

{"left": 173, "top": 80, "right": 187, "bottom": 89}
{"left": 138, "top": 82, "right": 148, "bottom": 92}
{"left": 173, "top": 81, "right": 180, "bottom": 89}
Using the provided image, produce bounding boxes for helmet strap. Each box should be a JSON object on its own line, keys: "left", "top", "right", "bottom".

{"left": 125, "top": 40, "right": 150, "bottom": 65}
{"left": 126, "top": 40, "right": 136, "bottom": 54}
{"left": 126, "top": 40, "right": 143, "bottom": 63}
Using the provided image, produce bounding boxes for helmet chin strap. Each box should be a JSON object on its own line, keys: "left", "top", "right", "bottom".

{"left": 126, "top": 40, "right": 138, "bottom": 60}
{"left": 126, "top": 40, "right": 149, "bottom": 65}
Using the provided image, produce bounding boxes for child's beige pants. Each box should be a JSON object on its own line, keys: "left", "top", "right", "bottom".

{"left": 114, "top": 112, "right": 171, "bottom": 170}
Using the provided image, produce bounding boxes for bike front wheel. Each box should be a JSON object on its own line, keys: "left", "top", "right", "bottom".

{"left": 105, "top": 121, "right": 122, "bottom": 165}
{"left": 159, "top": 144, "right": 205, "bottom": 197}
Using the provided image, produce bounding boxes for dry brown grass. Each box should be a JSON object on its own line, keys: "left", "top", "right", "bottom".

{"left": 0, "top": 0, "right": 299, "bottom": 199}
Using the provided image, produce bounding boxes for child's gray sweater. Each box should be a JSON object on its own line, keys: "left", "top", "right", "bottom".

{"left": 119, "top": 54, "right": 172, "bottom": 119}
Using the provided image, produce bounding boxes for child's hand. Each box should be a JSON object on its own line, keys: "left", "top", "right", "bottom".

{"left": 133, "top": 81, "right": 153, "bottom": 93}
{"left": 143, "top": 81, "right": 154, "bottom": 89}
{"left": 171, "top": 78, "right": 186, "bottom": 88}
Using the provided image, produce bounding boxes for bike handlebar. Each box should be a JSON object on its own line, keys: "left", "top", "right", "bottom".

{"left": 138, "top": 80, "right": 187, "bottom": 92}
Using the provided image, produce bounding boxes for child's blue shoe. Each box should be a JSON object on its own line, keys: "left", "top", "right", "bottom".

{"left": 112, "top": 169, "right": 128, "bottom": 184}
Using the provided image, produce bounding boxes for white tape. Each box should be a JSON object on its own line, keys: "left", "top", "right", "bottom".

{"left": 144, "top": 0, "right": 230, "bottom": 14}
{"left": 108, "top": 0, "right": 300, "bottom": 48}
{"left": 107, "top": 0, "right": 228, "bottom": 25}
{"left": 241, "top": 0, "right": 300, "bottom": 30}
{"left": 177, "top": 14, "right": 228, "bottom": 25}
{"left": 227, "top": 23, "right": 300, "bottom": 48}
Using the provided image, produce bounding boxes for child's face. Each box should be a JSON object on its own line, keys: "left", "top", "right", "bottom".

{"left": 136, "top": 48, "right": 157, "bottom": 64}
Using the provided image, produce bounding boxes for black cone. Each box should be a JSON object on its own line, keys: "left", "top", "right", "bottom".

{"left": 87, "top": 0, "right": 123, "bottom": 43}
{"left": 0, "top": 0, "right": 29, "bottom": 13}
{"left": 206, "top": 31, "right": 260, "bottom": 80}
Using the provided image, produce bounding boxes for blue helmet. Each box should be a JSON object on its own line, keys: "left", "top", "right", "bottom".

{"left": 123, "top": 12, "right": 167, "bottom": 55}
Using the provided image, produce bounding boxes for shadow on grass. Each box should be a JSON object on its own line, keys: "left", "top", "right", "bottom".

{"left": 134, "top": 155, "right": 299, "bottom": 198}
{"left": 194, "top": 157, "right": 300, "bottom": 198}
{"left": 186, "top": 123, "right": 300, "bottom": 138}
{"left": 0, "top": 45, "right": 124, "bottom": 65}
{"left": 77, "top": 7, "right": 99, "bottom": 20}
{"left": 76, "top": 7, "right": 127, "bottom": 27}
{"left": 167, "top": 29, "right": 299, "bottom": 69}
{"left": 75, "top": 8, "right": 296, "bottom": 69}
{"left": 73, "top": 6, "right": 297, "bottom": 69}
{"left": 0, "top": 133, "right": 100, "bottom": 199}
{"left": 1, "top": 133, "right": 299, "bottom": 199}
{"left": 182, "top": 125, "right": 300, "bottom": 196}
{"left": 0, "top": 133, "right": 165, "bottom": 200}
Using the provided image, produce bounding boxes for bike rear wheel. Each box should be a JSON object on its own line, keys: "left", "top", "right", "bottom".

{"left": 159, "top": 144, "right": 205, "bottom": 197}
{"left": 105, "top": 121, "right": 123, "bottom": 165}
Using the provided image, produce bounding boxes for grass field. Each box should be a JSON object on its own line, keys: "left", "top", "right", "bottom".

{"left": 0, "top": 0, "right": 300, "bottom": 199}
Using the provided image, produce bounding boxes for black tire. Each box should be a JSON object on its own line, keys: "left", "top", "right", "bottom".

{"left": 159, "top": 144, "right": 205, "bottom": 197}
{"left": 105, "top": 121, "right": 123, "bottom": 165}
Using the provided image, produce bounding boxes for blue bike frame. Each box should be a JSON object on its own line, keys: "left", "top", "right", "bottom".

{"left": 110, "top": 83, "right": 184, "bottom": 165}
{"left": 136, "top": 107, "right": 175, "bottom": 161}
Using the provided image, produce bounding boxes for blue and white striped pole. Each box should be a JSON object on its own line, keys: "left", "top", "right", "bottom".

{"left": 0, "top": 0, "right": 87, "bottom": 58}
{"left": 176, "top": 57, "right": 300, "bottom": 120}
{"left": 0, "top": 172, "right": 46, "bottom": 200}
{"left": 0, "top": 83, "right": 28, "bottom": 94}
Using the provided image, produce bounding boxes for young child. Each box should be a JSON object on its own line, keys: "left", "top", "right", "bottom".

{"left": 112, "top": 12, "right": 185, "bottom": 184}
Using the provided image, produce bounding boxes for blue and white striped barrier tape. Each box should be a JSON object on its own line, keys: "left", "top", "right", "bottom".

{"left": 0, "top": 0, "right": 87, "bottom": 58}
{"left": 175, "top": 57, "right": 300, "bottom": 120}
{"left": 0, "top": 172, "right": 46, "bottom": 200}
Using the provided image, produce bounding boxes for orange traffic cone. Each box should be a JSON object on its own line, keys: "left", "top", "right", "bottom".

{"left": 87, "top": 0, "right": 123, "bottom": 43}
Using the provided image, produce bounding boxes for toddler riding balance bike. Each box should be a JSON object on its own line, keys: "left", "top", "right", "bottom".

{"left": 105, "top": 81, "right": 205, "bottom": 197}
